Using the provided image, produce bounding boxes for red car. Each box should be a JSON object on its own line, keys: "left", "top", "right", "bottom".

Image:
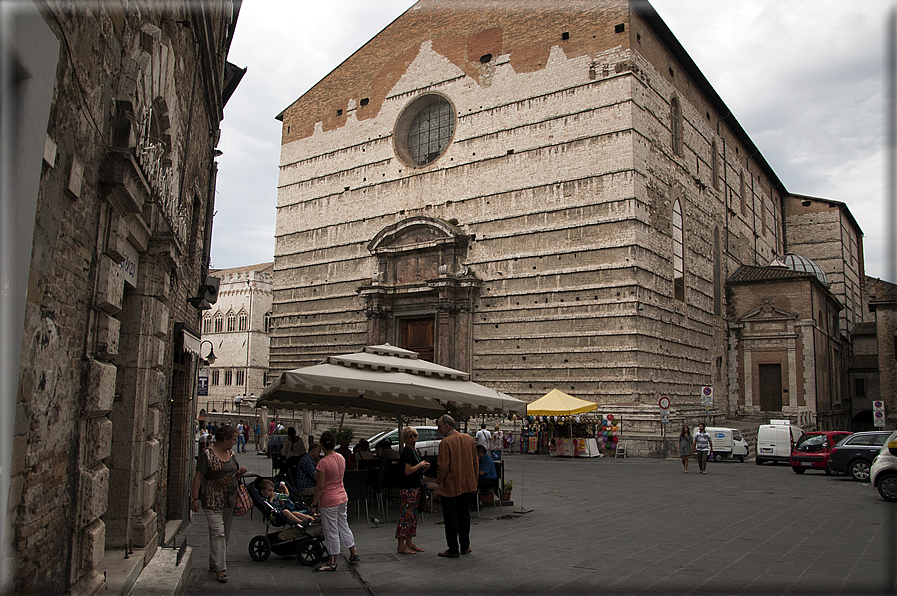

{"left": 790, "top": 431, "right": 853, "bottom": 474}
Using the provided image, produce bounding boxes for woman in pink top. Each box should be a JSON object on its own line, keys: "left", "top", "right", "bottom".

{"left": 311, "top": 430, "right": 360, "bottom": 571}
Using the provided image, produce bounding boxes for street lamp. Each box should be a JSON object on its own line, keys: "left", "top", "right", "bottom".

{"left": 200, "top": 340, "right": 216, "bottom": 364}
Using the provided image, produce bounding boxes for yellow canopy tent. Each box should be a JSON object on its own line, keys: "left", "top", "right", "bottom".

{"left": 527, "top": 389, "right": 597, "bottom": 416}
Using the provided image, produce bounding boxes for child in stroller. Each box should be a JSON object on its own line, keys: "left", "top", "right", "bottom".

{"left": 246, "top": 475, "right": 327, "bottom": 566}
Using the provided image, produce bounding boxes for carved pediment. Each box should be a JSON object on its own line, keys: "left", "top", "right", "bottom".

{"left": 739, "top": 298, "right": 798, "bottom": 323}
{"left": 368, "top": 216, "right": 466, "bottom": 254}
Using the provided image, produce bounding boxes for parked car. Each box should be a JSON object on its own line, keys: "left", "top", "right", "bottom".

{"left": 756, "top": 420, "right": 803, "bottom": 465}
{"left": 871, "top": 431, "right": 897, "bottom": 502}
{"left": 789, "top": 430, "right": 852, "bottom": 474}
{"left": 365, "top": 426, "right": 443, "bottom": 457}
{"left": 827, "top": 431, "right": 892, "bottom": 481}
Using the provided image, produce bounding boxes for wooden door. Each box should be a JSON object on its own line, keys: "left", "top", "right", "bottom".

{"left": 401, "top": 317, "right": 435, "bottom": 362}
{"left": 758, "top": 363, "right": 783, "bottom": 411}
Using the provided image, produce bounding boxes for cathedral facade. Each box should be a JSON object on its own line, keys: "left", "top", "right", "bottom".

{"left": 272, "top": 1, "right": 871, "bottom": 429}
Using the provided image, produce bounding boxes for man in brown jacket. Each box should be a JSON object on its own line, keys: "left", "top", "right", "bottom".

{"left": 435, "top": 414, "right": 478, "bottom": 558}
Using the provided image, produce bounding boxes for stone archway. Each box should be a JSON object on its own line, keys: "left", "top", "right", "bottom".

{"left": 358, "top": 217, "right": 481, "bottom": 372}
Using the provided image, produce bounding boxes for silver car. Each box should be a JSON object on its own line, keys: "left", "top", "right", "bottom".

{"left": 367, "top": 426, "right": 443, "bottom": 457}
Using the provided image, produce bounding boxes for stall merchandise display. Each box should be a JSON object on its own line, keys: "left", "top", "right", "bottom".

{"left": 518, "top": 414, "right": 621, "bottom": 457}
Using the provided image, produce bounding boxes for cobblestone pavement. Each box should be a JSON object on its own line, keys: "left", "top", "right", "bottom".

{"left": 180, "top": 448, "right": 897, "bottom": 595}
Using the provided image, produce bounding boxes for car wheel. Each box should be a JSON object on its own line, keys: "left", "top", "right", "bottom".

{"left": 849, "top": 460, "right": 871, "bottom": 482}
{"left": 823, "top": 466, "right": 833, "bottom": 476}
{"left": 755, "top": 457, "right": 763, "bottom": 465}
{"left": 878, "top": 474, "right": 897, "bottom": 502}
{"left": 713, "top": 453, "right": 722, "bottom": 462}
{"left": 792, "top": 466, "right": 805, "bottom": 474}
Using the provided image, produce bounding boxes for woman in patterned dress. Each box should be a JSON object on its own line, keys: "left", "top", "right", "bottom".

{"left": 396, "top": 427, "right": 430, "bottom": 554}
{"left": 190, "top": 425, "right": 246, "bottom": 583}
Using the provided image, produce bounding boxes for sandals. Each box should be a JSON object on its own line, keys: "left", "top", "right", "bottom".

{"left": 397, "top": 548, "right": 416, "bottom": 555}
{"left": 216, "top": 573, "right": 228, "bottom": 583}
{"left": 347, "top": 554, "right": 361, "bottom": 564}
{"left": 315, "top": 562, "right": 338, "bottom": 572}
{"left": 409, "top": 545, "right": 425, "bottom": 552}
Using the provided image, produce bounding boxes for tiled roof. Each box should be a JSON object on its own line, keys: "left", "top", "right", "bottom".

{"left": 851, "top": 322, "right": 876, "bottom": 336}
{"left": 848, "top": 354, "right": 878, "bottom": 370}
{"left": 728, "top": 265, "right": 814, "bottom": 284}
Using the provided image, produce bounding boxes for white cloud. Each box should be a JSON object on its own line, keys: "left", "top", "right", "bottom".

{"left": 213, "top": 0, "right": 894, "bottom": 282}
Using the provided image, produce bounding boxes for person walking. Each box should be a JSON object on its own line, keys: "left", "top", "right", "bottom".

{"left": 678, "top": 425, "right": 693, "bottom": 473}
{"left": 693, "top": 423, "right": 713, "bottom": 474}
{"left": 190, "top": 425, "right": 246, "bottom": 583}
{"left": 311, "top": 430, "right": 360, "bottom": 571}
{"left": 475, "top": 423, "right": 491, "bottom": 448}
{"left": 435, "top": 414, "right": 478, "bottom": 558}
{"left": 396, "top": 427, "right": 429, "bottom": 555}
{"left": 235, "top": 420, "right": 246, "bottom": 453}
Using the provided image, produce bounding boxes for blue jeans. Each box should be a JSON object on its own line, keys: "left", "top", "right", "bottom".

{"left": 236, "top": 435, "right": 245, "bottom": 452}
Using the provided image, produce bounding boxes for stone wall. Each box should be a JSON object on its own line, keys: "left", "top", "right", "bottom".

{"left": 8, "top": 2, "right": 238, "bottom": 593}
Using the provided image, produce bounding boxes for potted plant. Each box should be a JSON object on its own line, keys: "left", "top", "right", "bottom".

{"left": 502, "top": 479, "right": 513, "bottom": 501}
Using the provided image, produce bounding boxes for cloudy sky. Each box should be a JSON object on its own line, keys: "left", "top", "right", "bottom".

{"left": 213, "top": 0, "right": 894, "bottom": 283}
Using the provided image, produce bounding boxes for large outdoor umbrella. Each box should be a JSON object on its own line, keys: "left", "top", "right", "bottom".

{"left": 257, "top": 344, "right": 527, "bottom": 419}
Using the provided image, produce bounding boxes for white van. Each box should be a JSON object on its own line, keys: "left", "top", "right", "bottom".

{"left": 756, "top": 420, "right": 802, "bottom": 465}
{"left": 704, "top": 427, "right": 749, "bottom": 462}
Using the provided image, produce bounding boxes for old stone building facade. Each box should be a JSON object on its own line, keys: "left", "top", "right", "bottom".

{"left": 200, "top": 262, "right": 273, "bottom": 413}
{"left": 270, "top": 1, "right": 883, "bottom": 433}
{"left": 3, "top": 1, "right": 242, "bottom": 593}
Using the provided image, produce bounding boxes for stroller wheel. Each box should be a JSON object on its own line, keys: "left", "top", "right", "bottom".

{"left": 249, "top": 535, "right": 271, "bottom": 562}
{"left": 296, "top": 538, "right": 324, "bottom": 566}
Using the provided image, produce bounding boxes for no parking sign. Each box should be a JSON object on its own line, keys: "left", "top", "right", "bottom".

{"left": 873, "top": 400, "right": 886, "bottom": 427}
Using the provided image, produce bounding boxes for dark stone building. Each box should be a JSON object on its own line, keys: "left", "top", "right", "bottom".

{"left": 2, "top": 1, "right": 243, "bottom": 593}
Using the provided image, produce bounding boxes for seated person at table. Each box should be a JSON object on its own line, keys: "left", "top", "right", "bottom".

{"left": 375, "top": 439, "right": 400, "bottom": 461}
{"left": 295, "top": 443, "right": 321, "bottom": 497}
{"left": 476, "top": 444, "right": 498, "bottom": 492}
{"left": 258, "top": 479, "right": 315, "bottom": 526}
{"left": 354, "top": 439, "right": 374, "bottom": 461}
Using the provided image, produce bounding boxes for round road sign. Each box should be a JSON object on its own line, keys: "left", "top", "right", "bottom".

{"left": 659, "top": 397, "right": 671, "bottom": 410}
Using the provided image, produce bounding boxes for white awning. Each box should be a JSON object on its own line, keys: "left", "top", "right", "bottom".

{"left": 182, "top": 329, "right": 201, "bottom": 356}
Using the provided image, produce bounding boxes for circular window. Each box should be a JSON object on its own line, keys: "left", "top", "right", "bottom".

{"left": 394, "top": 94, "right": 456, "bottom": 167}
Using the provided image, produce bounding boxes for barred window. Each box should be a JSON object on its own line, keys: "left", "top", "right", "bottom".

{"left": 213, "top": 313, "right": 223, "bottom": 333}
{"left": 226, "top": 313, "right": 236, "bottom": 332}
{"left": 211, "top": 369, "right": 220, "bottom": 386}
{"left": 224, "top": 370, "right": 232, "bottom": 385}
{"left": 238, "top": 311, "right": 248, "bottom": 332}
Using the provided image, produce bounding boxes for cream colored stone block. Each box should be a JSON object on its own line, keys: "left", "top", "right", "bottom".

{"left": 79, "top": 464, "right": 109, "bottom": 529}
{"left": 143, "top": 439, "right": 160, "bottom": 478}
{"left": 141, "top": 475, "right": 157, "bottom": 512}
{"left": 97, "top": 314, "right": 120, "bottom": 359}
{"left": 105, "top": 210, "right": 128, "bottom": 264}
{"left": 81, "top": 520, "right": 106, "bottom": 570}
{"left": 86, "top": 359, "right": 117, "bottom": 414}
{"left": 155, "top": 301, "right": 169, "bottom": 338}
{"left": 96, "top": 255, "right": 125, "bottom": 314}
{"left": 85, "top": 417, "right": 112, "bottom": 465}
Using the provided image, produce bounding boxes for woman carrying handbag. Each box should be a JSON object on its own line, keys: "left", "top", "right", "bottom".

{"left": 190, "top": 425, "right": 246, "bottom": 583}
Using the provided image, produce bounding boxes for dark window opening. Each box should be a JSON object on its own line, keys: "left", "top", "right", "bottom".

{"left": 479, "top": 54, "right": 492, "bottom": 63}
{"left": 360, "top": 98, "right": 369, "bottom": 106}
{"left": 615, "top": 24, "right": 625, "bottom": 33}
{"left": 336, "top": 109, "right": 343, "bottom": 116}
{"left": 561, "top": 32, "right": 570, "bottom": 40}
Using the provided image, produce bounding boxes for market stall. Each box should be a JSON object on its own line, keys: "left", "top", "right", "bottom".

{"left": 521, "top": 389, "right": 620, "bottom": 457}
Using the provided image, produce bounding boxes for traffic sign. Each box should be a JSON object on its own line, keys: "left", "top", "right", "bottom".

{"left": 659, "top": 397, "right": 670, "bottom": 410}
{"left": 873, "top": 400, "right": 886, "bottom": 428}
{"left": 660, "top": 410, "right": 670, "bottom": 424}
{"left": 701, "top": 386, "right": 714, "bottom": 407}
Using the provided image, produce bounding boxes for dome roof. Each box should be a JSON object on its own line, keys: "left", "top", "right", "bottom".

{"left": 768, "top": 253, "right": 828, "bottom": 285}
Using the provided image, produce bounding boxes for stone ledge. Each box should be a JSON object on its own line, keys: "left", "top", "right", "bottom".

{"left": 97, "top": 547, "right": 144, "bottom": 596}
{"left": 128, "top": 546, "right": 192, "bottom": 596}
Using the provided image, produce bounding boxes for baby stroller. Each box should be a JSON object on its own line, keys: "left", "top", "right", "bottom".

{"left": 244, "top": 475, "right": 327, "bottom": 566}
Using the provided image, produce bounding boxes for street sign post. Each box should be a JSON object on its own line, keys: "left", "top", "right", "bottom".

{"left": 873, "top": 400, "right": 886, "bottom": 428}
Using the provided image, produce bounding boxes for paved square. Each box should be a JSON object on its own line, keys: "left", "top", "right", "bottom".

{"left": 181, "top": 450, "right": 897, "bottom": 595}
